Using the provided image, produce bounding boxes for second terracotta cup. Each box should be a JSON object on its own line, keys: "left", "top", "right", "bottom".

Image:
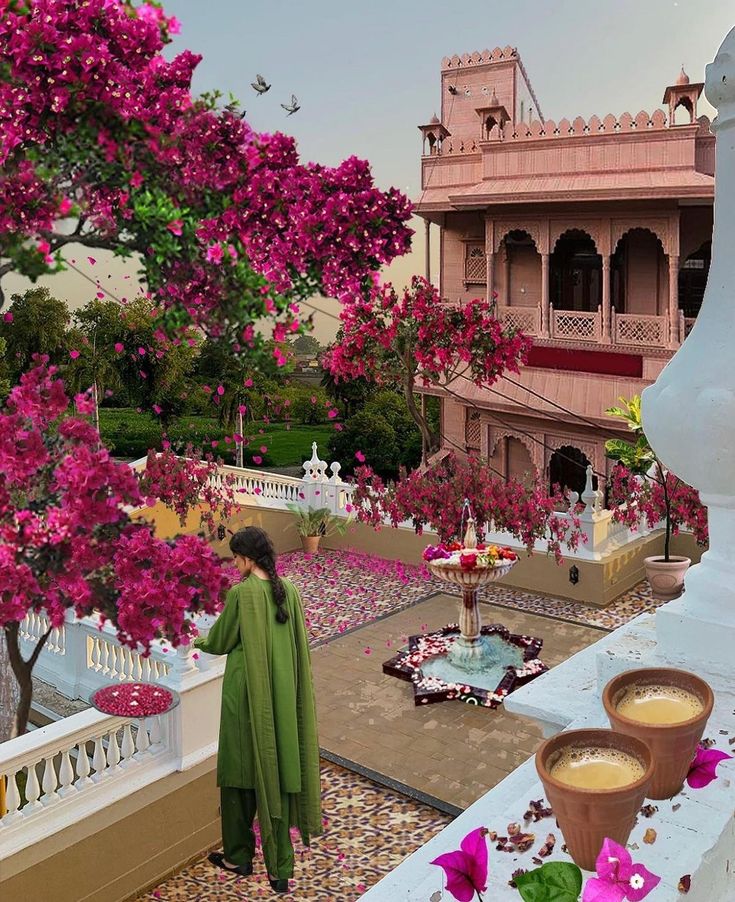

{"left": 603, "top": 667, "right": 713, "bottom": 800}
{"left": 536, "top": 728, "right": 654, "bottom": 872}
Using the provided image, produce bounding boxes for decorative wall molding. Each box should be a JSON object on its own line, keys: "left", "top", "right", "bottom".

{"left": 493, "top": 221, "right": 543, "bottom": 253}
{"left": 489, "top": 427, "right": 542, "bottom": 472}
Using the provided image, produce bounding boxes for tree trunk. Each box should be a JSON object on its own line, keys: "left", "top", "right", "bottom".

{"left": 403, "top": 374, "right": 439, "bottom": 461}
{"left": 0, "top": 629, "right": 19, "bottom": 741}
{"left": 4, "top": 622, "right": 51, "bottom": 738}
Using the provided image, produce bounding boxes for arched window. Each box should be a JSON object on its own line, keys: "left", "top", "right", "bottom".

{"left": 548, "top": 445, "right": 592, "bottom": 499}
{"left": 551, "top": 231, "right": 602, "bottom": 312}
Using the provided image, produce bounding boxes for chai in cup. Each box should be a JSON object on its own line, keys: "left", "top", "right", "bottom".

{"left": 603, "top": 667, "right": 714, "bottom": 800}
{"left": 615, "top": 683, "right": 704, "bottom": 725}
{"left": 536, "top": 728, "right": 653, "bottom": 872}
{"left": 549, "top": 745, "right": 646, "bottom": 790}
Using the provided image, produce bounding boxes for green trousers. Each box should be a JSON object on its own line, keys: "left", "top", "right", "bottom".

{"left": 220, "top": 787, "right": 295, "bottom": 879}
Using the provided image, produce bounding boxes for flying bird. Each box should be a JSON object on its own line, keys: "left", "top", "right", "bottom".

{"left": 251, "top": 74, "right": 271, "bottom": 95}
{"left": 281, "top": 94, "right": 300, "bottom": 116}
{"left": 448, "top": 84, "right": 459, "bottom": 95}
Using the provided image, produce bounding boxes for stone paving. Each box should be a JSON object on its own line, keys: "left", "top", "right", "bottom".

{"left": 312, "top": 593, "right": 607, "bottom": 810}
{"left": 138, "top": 549, "right": 663, "bottom": 902}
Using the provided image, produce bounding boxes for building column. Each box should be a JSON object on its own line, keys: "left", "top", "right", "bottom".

{"left": 602, "top": 255, "right": 612, "bottom": 342}
{"left": 504, "top": 249, "right": 511, "bottom": 305}
{"left": 540, "top": 253, "right": 550, "bottom": 337}
{"left": 668, "top": 254, "right": 680, "bottom": 347}
{"left": 424, "top": 219, "right": 431, "bottom": 283}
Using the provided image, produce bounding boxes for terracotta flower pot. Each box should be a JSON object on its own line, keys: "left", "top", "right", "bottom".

{"left": 536, "top": 728, "right": 653, "bottom": 872}
{"left": 603, "top": 667, "right": 713, "bottom": 800}
{"left": 644, "top": 555, "right": 690, "bottom": 601}
{"left": 301, "top": 535, "right": 321, "bottom": 554}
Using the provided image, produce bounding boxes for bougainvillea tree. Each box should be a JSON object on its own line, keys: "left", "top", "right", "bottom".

{"left": 605, "top": 396, "right": 708, "bottom": 559}
{"left": 351, "top": 453, "right": 585, "bottom": 563}
{"left": 323, "top": 277, "right": 531, "bottom": 457}
{"left": 0, "top": 361, "right": 234, "bottom": 737}
{"left": 0, "top": 0, "right": 413, "bottom": 359}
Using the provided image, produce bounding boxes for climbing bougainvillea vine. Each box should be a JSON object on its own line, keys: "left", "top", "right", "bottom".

{"left": 0, "top": 0, "right": 413, "bottom": 359}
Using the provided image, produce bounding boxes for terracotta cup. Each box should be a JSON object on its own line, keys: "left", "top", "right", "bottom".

{"left": 603, "top": 667, "right": 713, "bottom": 800}
{"left": 536, "top": 728, "right": 653, "bottom": 872}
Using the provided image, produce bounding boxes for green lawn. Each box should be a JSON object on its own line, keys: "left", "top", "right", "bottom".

{"left": 99, "top": 408, "right": 334, "bottom": 468}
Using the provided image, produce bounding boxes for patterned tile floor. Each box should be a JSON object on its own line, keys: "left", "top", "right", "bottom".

{"left": 141, "top": 550, "right": 661, "bottom": 901}
{"left": 279, "top": 548, "right": 663, "bottom": 641}
{"left": 136, "top": 760, "right": 451, "bottom": 902}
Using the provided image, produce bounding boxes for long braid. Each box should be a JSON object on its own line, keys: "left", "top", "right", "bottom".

{"left": 229, "top": 526, "right": 289, "bottom": 624}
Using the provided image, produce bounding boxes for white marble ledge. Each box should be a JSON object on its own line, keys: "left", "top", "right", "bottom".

{"left": 505, "top": 614, "right": 657, "bottom": 736}
{"left": 360, "top": 703, "right": 735, "bottom": 902}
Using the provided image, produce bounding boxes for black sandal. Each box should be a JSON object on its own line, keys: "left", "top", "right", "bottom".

{"left": 207, "top": 851, "right": 253, "bottom": 877}
{"left": 268, "top": 875, "right": 290, "bottom": 893}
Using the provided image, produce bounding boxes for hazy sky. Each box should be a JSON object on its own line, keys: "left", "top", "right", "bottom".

{"left": 6, "top": 0, "right": 732, "bottom": 342}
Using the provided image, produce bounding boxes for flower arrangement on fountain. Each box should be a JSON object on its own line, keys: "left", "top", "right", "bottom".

{"left": 423, "top": 541, "right": 518, "bottom": 570}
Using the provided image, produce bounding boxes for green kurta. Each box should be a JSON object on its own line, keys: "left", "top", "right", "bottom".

{"left": 193, "top": 575, "right": 322, "bottom": 848}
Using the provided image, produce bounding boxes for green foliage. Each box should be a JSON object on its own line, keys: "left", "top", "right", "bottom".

{"left": 0, "top": 336, "right": 10, "bottom": 400}
{"left": 328, "top": 410, "right": 401, "bottom": 480}
{"left": 290, "top": 334, "right": 322, "bottom": 357}
{"left": 286, "top": 504, "right": 349, "bottom": 538}
{"left": 328, "top": 390, "right": 424, "bottom": 479}
{"left": 513, "top": 861, "right": 583, "bottom": 902}
{"left": 0, "top": 288, "right": 70, "bottom": 381}
{"left": 605, "top": 395, "right": 655, "bottom": 475}
{"left": 113, "top": 297, "right": 199, "bottom": 422}
{"left": 281, "top": 385, "right": 332, "bottom": 425}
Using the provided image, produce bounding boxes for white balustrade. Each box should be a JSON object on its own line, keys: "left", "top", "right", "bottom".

{"left": 0, "top": 709, "right": 169, "bottom": 832}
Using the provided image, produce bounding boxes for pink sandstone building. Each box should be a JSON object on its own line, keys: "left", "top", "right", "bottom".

{"left": 416, "top": 46, "right": 714, "bottom": 496}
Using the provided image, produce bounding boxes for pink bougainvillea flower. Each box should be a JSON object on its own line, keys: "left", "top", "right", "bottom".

{"left": 259, "top": 445, "right": 267, "bottom": 454}
{"left": 686, "top": 744, "right": 733, "bottom": 789}
{"left": 430, "top": 827, "right": 488, "bottom": 902}
{"left": 152, "top": 404, "right": 162, "bottom": 415}
{"left": 252, "top": 456, "right": 263, "bottom": 465}
{"left": 3, "top": 312, "right": 12, "bottom": 323}
{"left": 216, "top": 385, "right": 224, "bottom": 396}
{"left": 114, "top": 342, "right": 124, "bottom": 353}
{"left": 96, "top": 291, "right": 105, "bottom": 299}
{"left": 327, "top": 409, "right": 338, "bottom": 419}
{"left": 138, "top": 347, "right": 146, "bottom": 356}
{"left": 582, "top": 838, "right": 660, "bottom": 902}
{"left": 167, "top": 219, "right": 183, "bottom": 236}
{"left": 206, "top": 243, "right": 223, "bottom": 264}
{"left": 69, "top": 349, "right": 80, "bottom": 359}
{"left": 244, "top": 378, "right": 254, "bottom": 388}
{"left": 363, "top": 647, "right": 372, "bottom": 655}
{"left": 58, "top": 197, "right": 73, "bottom": 216}
{"left": 237, "top": 404, "right": 247, "bottom": 415}
{"left": 355, "top": 451, "right": 366, "bottom": 463}
{"left": 310, "top": 396, "right": 317, "bottom": 404}
{"left": 87, "top": 257, "right": 96, "bottom": 266}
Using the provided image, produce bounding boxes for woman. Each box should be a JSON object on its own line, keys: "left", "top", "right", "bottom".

{"left": 193, "top": 526, "right": 321, "bottom": 893}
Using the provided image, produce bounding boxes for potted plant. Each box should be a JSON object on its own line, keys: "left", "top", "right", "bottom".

{"left": 287, "top": 504, "right": 349, "bottom": 554}
{"left": 605, "top": 396, "right": 707, "bottom": 600}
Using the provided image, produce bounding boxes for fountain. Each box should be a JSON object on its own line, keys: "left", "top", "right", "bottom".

{"left": 383, "top": 501, "right": 548, "bottom": 707}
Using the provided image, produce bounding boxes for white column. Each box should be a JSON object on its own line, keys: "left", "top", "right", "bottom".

{"left": 644, "top": 28, "right": 735, "bottom": 666}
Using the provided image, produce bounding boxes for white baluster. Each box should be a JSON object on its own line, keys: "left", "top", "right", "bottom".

{"left": 24, "top": 762, "right": 42, "bottom": 811}
{"left": 120, "top": 723, "right": 136, "bottom": 767}
{"left": 141, "top": 656, "right": 151, "bottom": 681}
{"left": 90, "top": 636, "right": 100, "bottom": 672}
{"left": 92, "top": 736, "right": 107, "bottom": 782}
{"left": 41, "top": 755, "right": 59, "bottom": 805}
{"left": 135, "top": 720, "right": 151, "bottom": 756}
{"left": 75, "top": 741, "right": 92, "bottom": 787}
{"left": 149, "top": 716, "right": 163, "bottom": 752}
{"left": 3, "top": 772, "right": 22, "bottom": 821}
{"left": 58, "top": 749, "right": 76, "bottom": 798}
{"left": 106, "top": 728, "right": 121, "bottom": 769}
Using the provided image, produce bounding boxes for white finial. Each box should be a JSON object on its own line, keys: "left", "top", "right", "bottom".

{"left": 581, "top": 464, "right": 597, "bottom": 513}
{"left": 705, "top": 26, "right": 735, "bottom": 129}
